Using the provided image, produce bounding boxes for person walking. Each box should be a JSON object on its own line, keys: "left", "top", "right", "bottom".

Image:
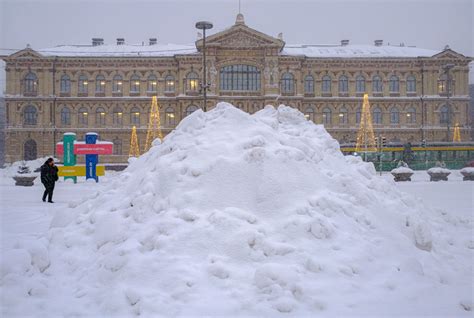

{"left": 40, "top": 158, "right": 59, "bottom": 203}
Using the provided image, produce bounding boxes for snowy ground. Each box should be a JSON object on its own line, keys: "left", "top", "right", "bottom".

{"left": 1, "top": 170, "right": 473, "bottom": 317}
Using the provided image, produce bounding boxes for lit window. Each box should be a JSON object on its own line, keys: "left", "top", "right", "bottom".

{"left": 322, "top": 107, "right": 332, "bottom": 125}
{"left": 339, "top": 107, "right": 348, "bottom": 124}
{"left": 406, "top": 107, "right": 416, "bottom": 123}
{"left": 78, "top": 107, "right": 89, "bottom": 125}
{"left": 147, "top": 75, "right": 157, "bottom": 92}
{"left": 113, "top": 75, "right": 123, "bottom": 93}
{"left": 96, "top": 107, "right": 106, "bottom": 126}
{"left": 304, "top": 106, "right": 315, "bottom": 121}
{"left": 165, "top": 75, "right": 175, "bottom": 92}
{"left": 187, "top": 72, "right": 199, "bottom": 92}
{"left": 166, "top": 107, "right": 176, "bottom": 125}
{"left": 113, "top": 106, "right": 123, "bottom": 125}
{"left": 78, "top": 75, "right": 88, "bottom": 94}
{"left": 95, "top": 75, "right": 106, "bottom": 93}
{"left": 130, "top": 107, "right": 140, "bottom": 126}
{"left": 130, "top": 75, "right": 140, "bottom": 93}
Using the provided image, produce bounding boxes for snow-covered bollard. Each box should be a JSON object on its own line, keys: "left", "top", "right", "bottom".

{"left": 460, "top": 167, "right": 474, "bottom": 181}
{"left": 427, "top": 167, "right": 450, "bottom": 182}
{"left": 391, "top": 166, "right": 414, "bottom": 182}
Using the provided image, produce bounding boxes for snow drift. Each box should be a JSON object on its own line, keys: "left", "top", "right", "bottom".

{"left": 1, "top": 103, "right": 472, "bottom": 316}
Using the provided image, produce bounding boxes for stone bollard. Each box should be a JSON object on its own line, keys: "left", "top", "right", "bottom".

{"left": 391, "top": 167, "right": 414, "bottom": 182}
{"left": 460, "top": 167, "right": 474, "bottom": 181}
{"left": 427, "top": 167, "right": 450, "bottom": 182}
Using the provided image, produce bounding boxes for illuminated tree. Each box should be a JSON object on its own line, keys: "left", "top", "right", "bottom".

{"left": 129, "top": 125, "right": 140, "bottom": 157}
{"left": 144, "top": 96, "right": 163, "bottom": 152}
{"left": 453, "top": 123, "right": 461, "bottom": 142}
{"left": 355, "top": 94, "right": 377, "bottom": 154}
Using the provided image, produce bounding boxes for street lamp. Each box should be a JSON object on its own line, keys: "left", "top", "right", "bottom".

{"left": 195, "top": 21, "right": 213, "bottom": 112}
{"left": 442, "top": 63, "right": 455, "bottom": 141}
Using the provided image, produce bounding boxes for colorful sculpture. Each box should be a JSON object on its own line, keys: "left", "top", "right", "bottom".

{"left": 56, "top": 132, "right": 113, "bottom": 183}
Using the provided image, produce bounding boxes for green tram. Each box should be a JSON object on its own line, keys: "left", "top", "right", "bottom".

{"left": 340, "top": 142, "right": 474, "bottom": 171}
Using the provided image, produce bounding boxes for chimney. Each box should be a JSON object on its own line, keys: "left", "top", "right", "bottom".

{"left": 92, "top": 38, "right": 104, "bottom": 46}
{"left": 117, "top": 38, "right": 125, "bottom": 45}
{"left": 374, "top": 39, "right": 383, "bottom": 47}
{"left": 149, "top": 38, "right": 157, "bottom": 45}
{"left": 341, "top": 39, "right": 349, "bottom": 46}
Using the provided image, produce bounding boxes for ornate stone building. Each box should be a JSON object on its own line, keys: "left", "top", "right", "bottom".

{"left": 1, "top": 14, "right": 472, "bottom": 163}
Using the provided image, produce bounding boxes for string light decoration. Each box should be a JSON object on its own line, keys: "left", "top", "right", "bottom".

{"left": 453, "top": 123, "right": 461, "bottom": 142}
{"left": 355, "top": 94, "right": 377, "bottom": 154}
{"left": 144, "top": 96, "right": 163, "bottom": 152}
{"left": 129, "top": 125, "right": 140, "bottom": 157}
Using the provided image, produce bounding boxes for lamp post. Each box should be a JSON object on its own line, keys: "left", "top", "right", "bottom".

{"left": 195, "top": 21, "right": 213, "bottom": 112}
{"left": 442, "top": 63, "right": 455, "bottom": 141}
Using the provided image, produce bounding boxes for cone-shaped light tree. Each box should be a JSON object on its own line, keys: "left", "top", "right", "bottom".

{"left": 453, "top": 123, "right": 461, "bottom": 142}
{"left": 129, "top": 125, "right": 140, "bottom": 157}
{"left": 355, "top": 94, "right": 377, "bottom": 154}
{"left": 144, "top": 96, "right": 163, "bottom": 152}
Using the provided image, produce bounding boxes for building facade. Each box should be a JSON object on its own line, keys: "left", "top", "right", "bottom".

{"left": 2, "top": 14, "right": 472, "bottom": 163}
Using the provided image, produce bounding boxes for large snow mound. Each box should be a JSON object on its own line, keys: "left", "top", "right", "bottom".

{"left": 1, "top": 103, "right": 472, "bottom": 316}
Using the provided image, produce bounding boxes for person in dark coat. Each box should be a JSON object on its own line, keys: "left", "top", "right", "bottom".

{"left": 40, "top": 158, "right": 59, "bottom": 203}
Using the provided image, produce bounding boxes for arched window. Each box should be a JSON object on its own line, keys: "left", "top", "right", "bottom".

{"left": 165, "top": 107, "right": 176, "bottom": 126}
{"left": 112, "top": 75, "right": 123, "bottom": 93}
{"left": 130, "top": 106, "right": 140, "bottom": 126}
{"left": 187, "top": 72, "right": 199, "bottom": 92}
{"left": 23, "top": 105, "right": 37, "bottom": 125}
{"left": 61, "top": 106, "right": 71, "bottom": 125}
{"left": 406, "top": 75, "right": 416, "bottom": 93}
{"left": 304, "top": 75, "right": 314, "bottom": 94}
{"left": 322, "top": 107, "right": 332, "bottom": 125}
{"left": 78, "top": 75, "right": 88, "bottom": 94}
{"left": 439, "top": 105, "right": 449, "bottom": 124}
{"left": 338, "top": 75, "right": 348, "bottom": 92}
{"left": 78, "top": 107, "right": 88, "bottom": 125}
{"left": 281, "top": 73, "right": 294, "bottom": 94}
{"left": 147, "top": 74, "right": 157, "bottom": 92}
{"left": 113, "top": 106, "right": 123, "bottom": 125}
{"left": 389, "top": 75, "right": 399, "bottom": 92}
{"left": 355, "top": 107, "right": 362, "bottom": 124}
{"left": 60, "top": 74, "right": 71, "bottom": 93}
{"left": 406, "top": 107, "right": 416, "bottom": 123}
{"left": 437, "top": 74, "right": 453, "bottom": 94}
{"left": 113, "top": 138, "right": 122, "bottom": 155}
{"left": 130, "top": 75, "right": 140, "bottom": 93}
{"left": 185, "top": 105, "right": 199, "bottom": 116}
{"left": 356, "top": 75, "right": 365, "bottom": 93}
{"left": 338, "top": 106, "right": 348, "bottom": 124}
{"left": 390, "top": 107, "right": 400, "bottom": 124}
{"left": 304, "top": 106, "right": 315, "bottom": 122}
{"left": 24, "top": 139, "right": 37, "bottom": 161}
{"left": 373, "top": 107, "right": 382, "bottom": 124}
{"left": 96, "top": 107, "right": 106, "bottom": 126}
{"left": 164, "top": 75, "right": 175, "bottom": 92}
{"left": 372, "top": 75, "right": 383, "bottom": 93}
{"left": 95, "top": 75, "right": 106, "bottom": 93}
{"left": 220, "top": 65, "right": 261, "bottom": 91}
{"left": 24, "top": 72, "right": 38, "bottom": 94}
{"left": 322, "top": 75, "right": 331, "bottom": 93}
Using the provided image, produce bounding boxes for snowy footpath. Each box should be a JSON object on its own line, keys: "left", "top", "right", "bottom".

{"left": 0, "top": 103, "right": 473, "bottom": 317}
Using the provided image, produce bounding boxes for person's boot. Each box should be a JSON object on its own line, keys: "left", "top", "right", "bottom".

{"left": 48, "top": 201, "right": 54, "bottom": 203}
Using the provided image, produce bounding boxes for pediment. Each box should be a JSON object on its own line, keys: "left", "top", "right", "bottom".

{"left": 8, "top": 48, "right": 44, "bottom": 59}
{"left": 432, "top": 49, "right": 468, "bottom": 60}
{"left": 196, "top": 23, "right": 285, "bottom": 51}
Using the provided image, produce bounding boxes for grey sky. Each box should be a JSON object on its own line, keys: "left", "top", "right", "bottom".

{"left": 0, "top": 0, "right": 473, "bottom": 93}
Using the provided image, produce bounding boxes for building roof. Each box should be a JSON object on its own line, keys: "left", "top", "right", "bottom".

{"left": 35, "top": 43, "right": 198, "bottom": 57}
{"left": 31, "top": 42, "right": 442, "bottom": 58}
{"left": 282, "top": 44, "right": 441, "bottom": 58}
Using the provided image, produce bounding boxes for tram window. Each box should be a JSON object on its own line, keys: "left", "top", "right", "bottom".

{"left": 457, "top": 151, "right": 466, "bottom": 159}
{"left": 452, "top": 151, "right": 456, "bottom": 159}
{"left": 437, "top": 151, "right": 442, "bottom": 161}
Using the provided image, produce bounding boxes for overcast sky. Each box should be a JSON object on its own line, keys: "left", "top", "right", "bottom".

{"left": 0, "top": 0, "right": 473, "bottom": 93}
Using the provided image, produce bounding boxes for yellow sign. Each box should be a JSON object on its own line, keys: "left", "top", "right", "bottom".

{"left": 58, "top": 165, "right": 105, "bottom": 177}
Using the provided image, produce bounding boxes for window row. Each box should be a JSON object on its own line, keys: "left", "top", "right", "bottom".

{"left": 60, "top": 74, "right": 177, "bottom": 94}
{"left": 302, "top": 106, "right": 420, "bottom": 125}
{"left": 284, "top": 74, "right": 418, "bottom": 95}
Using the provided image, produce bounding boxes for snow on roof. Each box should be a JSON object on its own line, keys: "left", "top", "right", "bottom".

{"left": 33, "top": 43, "right": 441, "bottom": 58}
{"left": 36, "top": 43, "right": 197, "bottom": 57}
{"left": 282, "top": 44, "right": 441, "bottom": 58}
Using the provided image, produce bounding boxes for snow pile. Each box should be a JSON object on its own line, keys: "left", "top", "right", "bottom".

{"left": 428, "top": 167, "right": 451, "bottom": 174}
{"left": 391, "top": 166, "right": 414, "bottom": 174}
{"left": 1, "top": 103, "right": 472, "bottom": 316}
